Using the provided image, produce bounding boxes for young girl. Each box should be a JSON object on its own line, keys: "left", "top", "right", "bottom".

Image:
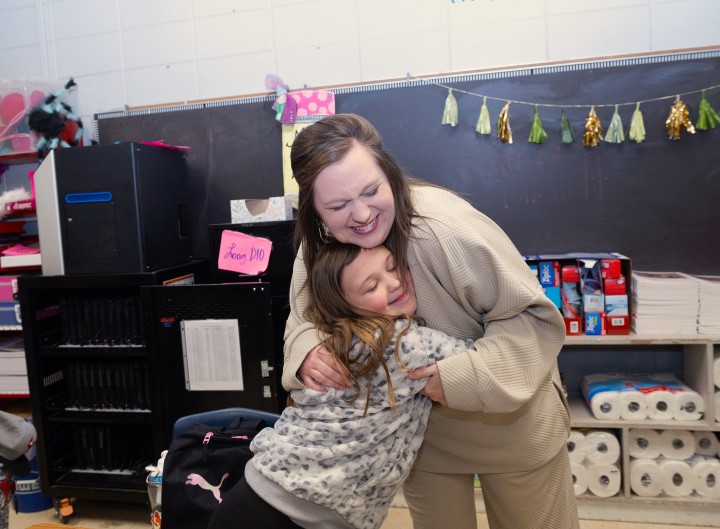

{"left": 207, "top": 242, "right": 474, "bottom": 529}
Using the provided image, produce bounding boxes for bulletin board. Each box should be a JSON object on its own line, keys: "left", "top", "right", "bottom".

{"left": 95, "top": 48, "right": 720, "bottom": 274}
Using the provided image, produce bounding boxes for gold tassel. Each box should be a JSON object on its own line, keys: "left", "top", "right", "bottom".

{"left": 628, "top": 102, "right": 646, "bottom": 143}
{"left": 442, "top": 88, "right": 458, "bottom": 126}
{"left": 665, "top": 96, "right": 695, "bottom": 140}
{"left": 476, "top": 96, "right": 492, "bottom": 135}
{"left": 604, "top": 105, "right": 625, "bottom": 144}
{"left": 583, "top": 106, "right": 603, "bottom": 147}
{"left": 497, "top": 102, "right": 512, "bottom": 144}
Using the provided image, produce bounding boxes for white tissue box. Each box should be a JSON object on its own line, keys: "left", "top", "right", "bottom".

{"left": 230, "top": 196, "right": 293, "bottom": 224}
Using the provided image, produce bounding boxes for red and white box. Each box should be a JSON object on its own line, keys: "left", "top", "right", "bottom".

{"left": 0, "top": 275, "right": 18, "bottom": 301}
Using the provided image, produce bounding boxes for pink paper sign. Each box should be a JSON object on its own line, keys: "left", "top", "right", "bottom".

{"left": 217, "top": 230, "right": 273, "bottom": 275}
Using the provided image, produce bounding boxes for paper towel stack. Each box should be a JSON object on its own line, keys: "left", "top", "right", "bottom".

{"left": 629, "top": 428, "right": 720, "bottom": 498}
{"left": 581, "top": 372, "right": 704, "bottom": 421}
{"left": 567, "top": 429, "right": 621, "bottom": 497}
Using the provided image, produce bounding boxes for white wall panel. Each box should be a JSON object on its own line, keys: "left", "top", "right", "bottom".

{"left": 124, "top": 62, "right": 197, "bottom": 107}
{"left": 273, "top": 0, "right": 358, "bottom": 50}
{"left": 119, "top": 0, "right": 192, "bottom": 28}
{"left": 197, "top": 51, "right": 275, "bottom": 98}
{"left": 650, "top": 0, "right": 720, "bottom": 50}
{"left": 276, "top": 41, "right": 361, "bottom": 89}
{"left": 54, "top": 32, "right": 123, "bottom": 78}
{"left": 195, "top": 9, "right": 274, "bottom": 59}
{"left": 193, "top": 0, "right": 271, "bottom": 18}
{"left": 122, "top": 20, "right": 195, "bottom": 70}
{"left": 0, "top": 5, "right": 38, "bottom": 48}
{"left": 50, "top": 0, "right": 118, "bottom": 39}
{"left": 361, "top": 31, "right": 449, "bottom": 81}
{"left": 358, "top": 0, "right": 446, "bottom": 39}
{"left": 0, "top": 46, "right": 44, "bottom": 78}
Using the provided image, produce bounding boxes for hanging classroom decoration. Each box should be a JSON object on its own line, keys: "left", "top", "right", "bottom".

{"left": 560, "top": 108, "right": 574, "bottom": 145}
{"left": 497, "top": 102, "right": 512, "bottom": 143}
{"left": 475, "top": 96, "right": 492, "bottom": 135}
{"left": 583, "top": 107, "right": 603, "bottom": 147}
{"left": 628, "top": 103, "right": 646, "bottom": 143}
{"left": 528, "top": 105, "right": 548, "bottom": 144}
{"left": 696, "top": 90, "right": 720, "bottom": 131}
{"left": 666, "top": 96, "right": 695, "bottom": 139}
{"left": 442, "top": 88, "right": 458, "bottom": 126}
{"left": 604, "top": 105, "right": 625, "bottom": 144}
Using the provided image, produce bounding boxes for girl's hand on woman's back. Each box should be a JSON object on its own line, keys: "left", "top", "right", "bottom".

{"left": 299, "top": 344, "right": 352, "bottom": 391}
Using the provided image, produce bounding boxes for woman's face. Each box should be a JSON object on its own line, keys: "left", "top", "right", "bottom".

{"left": 312, "top": 144, "right": 395, "bottom": 248}
{"left": 340, "top": 246, "right": 417, "bottom": 317}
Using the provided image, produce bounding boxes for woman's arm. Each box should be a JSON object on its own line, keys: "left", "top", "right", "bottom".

{"left": 410, "top": 187, "right": 565, "bottom": 413}
{"left": 282, "top": 254, "right": 351, "bottom": 391}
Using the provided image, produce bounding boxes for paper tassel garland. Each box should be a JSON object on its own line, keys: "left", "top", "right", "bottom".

{"left": 628, "top": 102, "right": 646, "bottom": 143}
{"left": 497, "top": 102, "right": 512, "bottom": 143}
{"left": 476, "top": 96, "right": 492, "bottom": 135}
{"left": 528, "top": 105, "right": 548, "bottom": 144}
{"left": 696, "top": 90, "right": 720, "bottom": 131}
{"left": 666, "top": 96, "right": 695, "bottom": 139}
{"left": 604, "top": 105, "right": 625, "bottom": 144}
{"left": 560, "top": 108, "right": 574, "bottom": 145}
{"left": 442, "top": 88, "right": 458, "bottom": 126}
{"left": 583, "top": 107, "right": 603, "bottom": 147}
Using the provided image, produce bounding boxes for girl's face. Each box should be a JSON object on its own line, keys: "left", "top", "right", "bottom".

{"left": 312, "top": 144, "right": 395, "bottom": 249}
{"left": 340, "top": 246, "right": 417, "bottom": 317}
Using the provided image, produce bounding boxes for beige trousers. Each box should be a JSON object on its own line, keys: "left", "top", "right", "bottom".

{"left": 403, "top": 445, "right": 579, "bottom": 529}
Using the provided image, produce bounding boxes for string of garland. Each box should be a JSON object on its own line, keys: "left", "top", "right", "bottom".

{"left": 425, "top": 73, "right": 720, "bottom": 146}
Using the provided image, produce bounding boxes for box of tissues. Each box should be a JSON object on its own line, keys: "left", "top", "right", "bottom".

{"left": 231, "top": 196, "right": 294, "bottom": 224}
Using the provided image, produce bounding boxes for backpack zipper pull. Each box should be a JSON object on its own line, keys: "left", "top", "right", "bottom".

{"left": 202, "top": 431, "right": 213, "bottom": 464}
{"left": 203, "top": 432, "right": 213, "bottom": 444}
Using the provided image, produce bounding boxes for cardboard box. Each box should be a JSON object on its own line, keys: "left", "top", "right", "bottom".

{"left": 525, "top": 253, "right": 632, "bottom": 336}
{"left": 0, "top": 275, "right": 18, "bottom": 301}
{"left": 230, "top": 196, "right": 294, "bottom": 224}
{"left": 544, "top": 286, "right": 561, "bottom": 309}
{"left": 538, "top": 261, "right": 560, "bottom": 286}
{"left": 585, "top": 312, "right": 606, "bottom": 335}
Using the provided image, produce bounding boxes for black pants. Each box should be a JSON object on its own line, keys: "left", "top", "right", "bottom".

{"left": 206, "top": 476, "right": 304, "bottom": 529}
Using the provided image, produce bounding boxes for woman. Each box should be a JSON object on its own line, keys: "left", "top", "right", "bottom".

{"left": 283, "top": 114, "right": 578, "bottom": 529}
{"left": 208, "top": 242, "right": 473, "bottom": 529}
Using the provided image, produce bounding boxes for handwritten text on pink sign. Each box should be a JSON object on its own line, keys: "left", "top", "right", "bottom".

{"left": 217, "top": 230, "right": 273, "bottom": 275}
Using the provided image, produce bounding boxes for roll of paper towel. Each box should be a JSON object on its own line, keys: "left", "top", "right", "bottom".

{"left": 628, "top": 429, "right": 661, "bottom": 459}
{"left": 584, "top": 430, "right": 621, "bottom": 465}
{"left": 674, "top": 390, "right": 704, "bottom": 421}
{"left": 586, "top": 462, "right": 621, "bottom": 498}
{"left": 618, "top": 390, "right": 648, "bottom": 420}
{"left": 715, "top": 391, "right": 720, "bottom": 423}
{"left": 658, "top": 457, "right": 694, "bottom": 497}
{"left": 714, "top": 355, "right": 720, "bottom": 389}
{"left": 659, "top": 429, "right": 696, "bottom": 460}
{"left": 571, "top": 461, "right": 589, "bottom": 495}
{"left": 567, "top": 430, "right": 588, "bottom": 463}
{"left": 689, "top": 455, "right": 720, "bottom": 499}
{"left": 582, "top": 374, "right": 626, "bottom": 421}
{"left": 693, "top": 430, "right": 719, "bottom": 457}
{"left": 629, "top": 458, "right": 663, "bottom": 497}
{"left": 645, "top": 390, "right": 675, "bottom": 421}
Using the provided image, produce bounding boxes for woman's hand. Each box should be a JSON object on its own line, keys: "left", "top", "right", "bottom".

{"left": 408, "top": 364, "right": 447, "bottom": 406}
{"left": 298, "top": 344, "right": 352, "bottom": 391}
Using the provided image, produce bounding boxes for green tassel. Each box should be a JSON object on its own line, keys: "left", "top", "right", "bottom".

{"left": 560, "top": 108, "right": 574, "bottom": 145}
{"left": 605, "top": 105, "right": 625, "bottom": 144}
{"left": 696, "top": 90, "right": 720, "bottom": 131}
{"left": 528, "top": 105, "right": 548, "bottom": 144}
{"left": 442, "top": 88, "right": 458, "bottom": 126}
{"left": 628, "top": 102, "right": 646, "bottom": 143}
{"left": 475, "top": 96, "right": 491, "bottom": 135}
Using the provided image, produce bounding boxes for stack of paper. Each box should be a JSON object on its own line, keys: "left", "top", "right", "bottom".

{"left": 0, "top": 334, "right": 28, "bottom": 394}
{"left": 631, "top": 271, "right": 699, "bottom": 334}
{"left": 692, "top": 275, "right": 720, "bottom": 334}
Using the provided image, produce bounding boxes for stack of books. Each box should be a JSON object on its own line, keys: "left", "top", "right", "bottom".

{"left": 631, "top": 271, "right": 699, "bottom": 334}
{"left": 693, "top": 275, "right": 720, "bottom": 334}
